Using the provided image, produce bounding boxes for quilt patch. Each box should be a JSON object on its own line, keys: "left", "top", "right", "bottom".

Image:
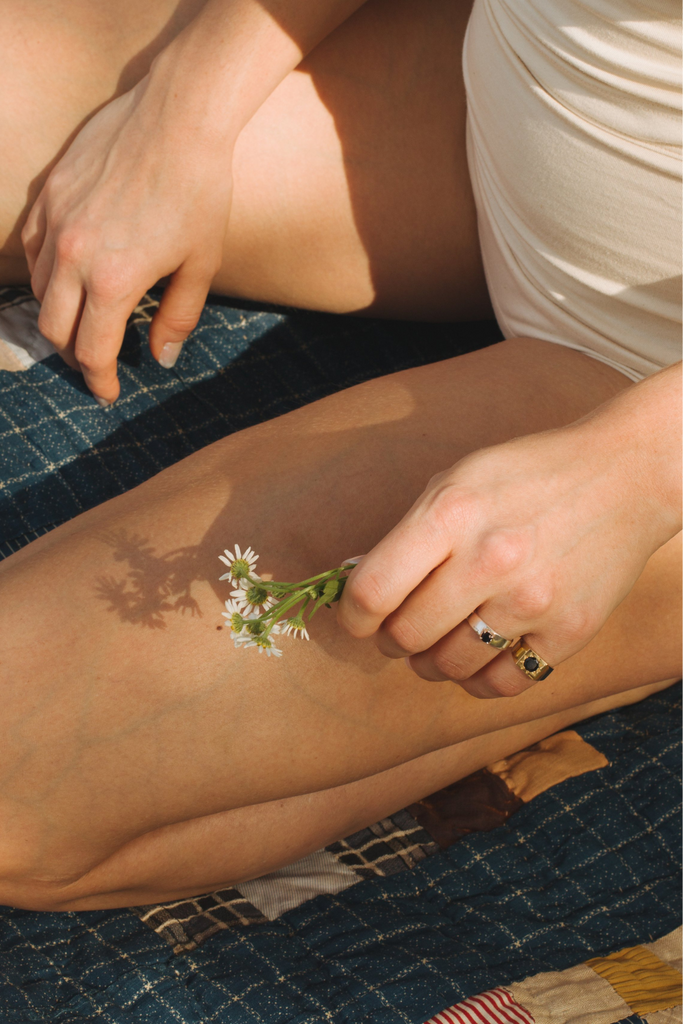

{"left": 428, "top": 930, "right": 682, "bottom": 1024}
{"left": 586, "top": 944, "right": 682, "bottom": 1017}
{"left": 425, "top": 986, "right": 534, "bottom": 1023}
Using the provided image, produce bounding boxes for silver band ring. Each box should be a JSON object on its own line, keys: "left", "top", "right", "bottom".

{"left": 510, "top": 639, "right": 554, "bottom": 681}
{"left": 467, "top": 613, "right": 518, "bottom": 650}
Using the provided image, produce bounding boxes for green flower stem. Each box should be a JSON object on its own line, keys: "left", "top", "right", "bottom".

{"left": 241, "top": 564, "right": 353, "bottom": 639}
{"left": 249, "top": 565, "right": 356, "bottom": 593}
{"left": 262, "top": 589, "right": 313, "bottom": 638}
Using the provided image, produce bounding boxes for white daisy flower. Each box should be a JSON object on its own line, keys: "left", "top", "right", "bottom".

{"left": 230, "top": 578, "right": 275, "bottom": 613}
{"left": 221, "top": 598, "right": 254, "bottom": 637}
{"left": 218, "top": 544, "right": 259, "bottom": 581}
{"left": 231, "top": 619, "right": 281, "bottom": 646}
{"left": 281, "top": 617, "right": 310, "bottom": 641}
{"left": 241, "top": 634, "right": 283, "bottom": 657}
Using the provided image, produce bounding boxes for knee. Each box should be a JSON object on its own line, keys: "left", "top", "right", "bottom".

{"left": 0, "top": 840, "right": 98, "bottom": 912}
{"left": 0, "top": 872, "right": 83, "bottom": 912}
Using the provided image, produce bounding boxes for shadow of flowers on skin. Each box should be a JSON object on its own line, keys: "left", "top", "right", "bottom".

{"left": 95, "top": 530, "right": 204, "bottom": 628}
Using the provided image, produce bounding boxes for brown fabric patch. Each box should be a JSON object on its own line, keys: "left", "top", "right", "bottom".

{"left": 487, "top": 729, "right": 609, "bottom": 803}
{"left": 407, "top": 768, "right": 523, "bottom": 849}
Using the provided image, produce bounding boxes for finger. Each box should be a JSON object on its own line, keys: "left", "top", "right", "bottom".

{"left": 375, "top": 556, "right": 491, "bottom": 658}
{"left": 74, "top": 293, "right": 136, "bottom": 405}
{"left": 458, "top": 634, "right": 558, "bottom": 699}
{"left": 338, "top": 488, "right": 460, "bottom": 638}
{"left": 37, "top": 268, "right": 85, "bottom": 371}
{"left": 30, "top": 232, "right": 57, "bottom": 305}
{"left": 21, "top": 198, "right": 48, "bottom": 277}
{"left": 406, "top": 618, "right": 506, "bottom": 682}
{"left": 148, "top": 265, "right": 211, "bottom": 369}
{"left": 377, "top": 521, "right": 533, "bottom": 658}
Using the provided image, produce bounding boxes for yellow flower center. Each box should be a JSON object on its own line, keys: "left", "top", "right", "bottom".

{"left": 230, "top": 558, "right": 252, "bottom": 579}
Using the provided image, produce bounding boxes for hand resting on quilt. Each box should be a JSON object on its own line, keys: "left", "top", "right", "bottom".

{"left": 22, "top": 77, "right": 231, "bottom": 405}
{"left": 19, "top": 0, "right": 366, "bottom": 406}
{"left": 338, "top": 363, "right": 682, "bottom": 698}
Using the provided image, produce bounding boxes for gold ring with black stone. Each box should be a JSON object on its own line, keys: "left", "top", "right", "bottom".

{"left": 510, "top": 639, "right": 554, "bottom": 681}
{"left": 467, "top": 613, "right": 518, "bottom": 650}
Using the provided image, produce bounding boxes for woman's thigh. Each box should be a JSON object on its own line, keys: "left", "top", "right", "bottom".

{"left": 0, "top": 0, "right": 488, "bottom": 319}
{"left": 23, "top": 681, "right": 669, "bottom": 910}
{"left": 1, "top": 338, "right": 679, "bottom": 888}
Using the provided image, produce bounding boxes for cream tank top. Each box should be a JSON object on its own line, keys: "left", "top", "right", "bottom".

{"left": 463, "top": 0, "right": 681, "bottom": 381}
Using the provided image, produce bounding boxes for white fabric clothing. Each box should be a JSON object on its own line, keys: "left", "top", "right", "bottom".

{"left": 463, "top": 0, "right": 682, "bottom": 381}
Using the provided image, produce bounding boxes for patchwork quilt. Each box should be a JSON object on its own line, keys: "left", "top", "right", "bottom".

{"left": 0, "top": 288, "right": 680, "bottom": 1024}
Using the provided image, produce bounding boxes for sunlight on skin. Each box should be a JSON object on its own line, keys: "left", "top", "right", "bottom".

{"left": 295, "top": 376, "right": 417, "bottom": 434}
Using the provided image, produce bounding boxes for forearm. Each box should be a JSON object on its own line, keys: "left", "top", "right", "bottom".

{"left": 147, "top": 0, "right": 368, "bottom": 144}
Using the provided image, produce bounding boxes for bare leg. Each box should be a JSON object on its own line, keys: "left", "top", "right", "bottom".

{"left": 0, "top": 340, "right": 680, "bottom": 908}
{"left": 0, "top": 0, "right": 488, "bottom": 319}
{"left": 14, "top": 680, "right": 671, "bottom": 911}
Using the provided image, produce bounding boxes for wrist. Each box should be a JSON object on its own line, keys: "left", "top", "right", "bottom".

{"left": 145, "top": 40, "right": 247, "bottom": 148}
{"left": 147, "top": 0, "right": 366, "bottom": 145}
{"left": 582, "top": 363, "right": 682, "bottom": 547}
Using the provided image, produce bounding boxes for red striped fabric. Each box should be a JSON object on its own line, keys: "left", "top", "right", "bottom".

{"left": 424, "top": 987, "right": 535, "bottom": 1024}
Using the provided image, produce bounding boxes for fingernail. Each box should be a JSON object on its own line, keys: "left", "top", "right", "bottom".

{"left": 158, "top": 342, "right": 183, "bottom": 369}
{"left": 342, "top": 555, "right": 365, "bottom": 566}
{"left": 94, "top": 395, "right": 111, "bottom": 408}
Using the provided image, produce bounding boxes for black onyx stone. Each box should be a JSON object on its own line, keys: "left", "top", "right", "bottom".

{"left": 524, "top": 656, "right": 540, "bottom": 673}
{"left": 481, "top": 631, "right": 493, "bottom": 644}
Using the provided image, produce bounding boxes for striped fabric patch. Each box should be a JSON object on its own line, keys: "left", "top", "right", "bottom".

{"left": 586, "top": 945, "right": 683, "bottom": 1016}
{"left": 425, "top": 987, "right": 534, "bottom": 1023}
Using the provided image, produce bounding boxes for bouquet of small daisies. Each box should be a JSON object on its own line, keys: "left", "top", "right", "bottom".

{"left": 219, "top": 544, "right": 357, "bottom": 656}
